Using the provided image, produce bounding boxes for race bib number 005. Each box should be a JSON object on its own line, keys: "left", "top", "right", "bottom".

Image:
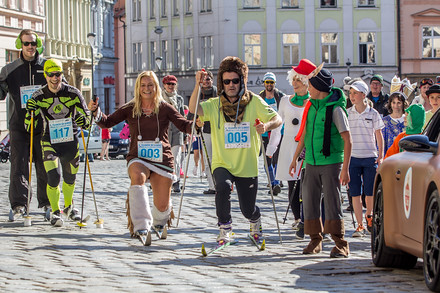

{"left": 49, "top": 118, "right": 74, "bottom": 144}
{"left": 224, "top": 122, "right": 250, "bottom": 149}
{"left": 138, "top": 141, "right": 163, "bottom": 162}
{"left": 20, "top": 85, "right": 40, "bottom": 109}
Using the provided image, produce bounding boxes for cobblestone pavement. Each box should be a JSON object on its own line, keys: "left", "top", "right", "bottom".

{"left": 0, "top": 156, "right": 429, "bottom": 292}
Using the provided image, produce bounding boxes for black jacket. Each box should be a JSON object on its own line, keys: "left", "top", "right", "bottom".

{"left": 0, "top": 51, "right": 46, "bottom": 132}
{"left": 366, "top": 91, "right": 389, "bottom": 117}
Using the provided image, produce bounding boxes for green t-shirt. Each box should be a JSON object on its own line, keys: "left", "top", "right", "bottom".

{"left": 200, "top": 93, "right": 277, "bottom": 177}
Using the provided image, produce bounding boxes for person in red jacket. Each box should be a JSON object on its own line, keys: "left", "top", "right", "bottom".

{"left": 101, "top": 127, "right": 111, "bottom": 160}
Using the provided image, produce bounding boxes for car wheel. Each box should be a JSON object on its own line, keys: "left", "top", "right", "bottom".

{"left": 423, "top": 189, "right": 440, "bottom": 292}
{"left": 372, "top": 182, "right": 418, "bottom": 269}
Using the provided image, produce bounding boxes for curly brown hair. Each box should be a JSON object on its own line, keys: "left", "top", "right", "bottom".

{"left": 386, "top": 93, "right": 408, "bottom": 114}
{"left": 217, "top": 56, "right": 248, "bottom": 94}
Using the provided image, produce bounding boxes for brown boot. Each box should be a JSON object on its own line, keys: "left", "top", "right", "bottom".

{"left": 303, "top": 233, "right": 323, "bottom": 254}
{"left": 330, "top": 233, "right": 349, "bottom": 258}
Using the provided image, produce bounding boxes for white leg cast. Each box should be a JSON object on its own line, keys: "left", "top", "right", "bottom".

{"left": 129, "top": 185, "right": 152, "bottom": 233}
{"left": 152, "top": 205, "right": 171, "bottom": 227}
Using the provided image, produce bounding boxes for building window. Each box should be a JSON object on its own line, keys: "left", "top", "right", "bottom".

{"left": 5, "top": 50, "right": 19, "bottom": 64}
{"left": 422, "top": 26, "right": 440, "bottom": 58}
{"left": 358, "top": 0, "right": 375, "bottom": 7}
{"left": 243, "top": 0, "right": 260, "bottom": 8}
{"left": 173, "top": 39, "right": 181, "bottom": 69}
{"left": 321, "top": 0, "right": 336, "bottom": 8}
{"left": 161, "top": 0, "right": 167, "bottom": 18}
{"left": 201, "top": 36, "right": 213, "bottom": 68}
{"left": 244, "top": 34, "right": 261, "bottom": 66}
{"left": 321, "top": 33, "right": 338, "bottom": 64}
{"left": 162, "top": 40, "right": 168, "bottom": 70}
{"left": 133, "top": 43, "right": 142, "bottom": 72}
{"left": 281, "top": 0, "right": 299, "bottom": 8}
{"left": 186, "top": 0, "right": 192, "bottom": 14}
{"left": 359, "top": 32, "right": 376, "bottom": 64}
{"left": 173, "top": 0, "right": 179, "bottom": 16}
{"left": 132, "top": 0, "right": 141, "bottom": 21}
{"left": 200, "top": 0, "right": 211, "bottom": 12}
{"left": 282, "top": 33, "right": 299, "bottom": 65}
{"left": 150, "top": 41, "right": 156, "bottom": 70}
{"left": 186, "top": 38, "right": 193, "bottom": 69}
{"left": 150, "top": 0, "right": 155, "bottom": 19}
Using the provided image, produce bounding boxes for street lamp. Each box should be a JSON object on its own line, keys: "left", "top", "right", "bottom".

{"left": 87, "top": 32, "right": 96, "bottom": 99}
{"left": 346, "top": 58, "right": 351, "bottom": 77}
{"left": 154, "top": 26, "right": 164, "bottom": 78}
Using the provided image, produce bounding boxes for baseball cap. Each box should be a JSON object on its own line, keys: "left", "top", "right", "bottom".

{"left": 371, "top": 74, "right": 384, "bottom": 85}
{"left": 350, "top": 80, "right": 369, "bottom": 95}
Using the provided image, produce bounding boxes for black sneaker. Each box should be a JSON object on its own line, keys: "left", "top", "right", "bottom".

{"left": 50, "top": 210, "right": 64, "bottom": 227}
{"left": 63, "top": 206, "right": 81, "bottom": 221}
{"left": 172, "top": 182, "right": 181, "bottom": 193}
{"left": 203, "top": 189, "right": 216, "bottom": 194}
{"left": 345, "top": 205, "right": 353, "bottom": 212}
{"left": 296, "top": 222, "right": 304, "bottom": 239}
{"left": 268, "top": 184, "right": 281, "bottom": 196}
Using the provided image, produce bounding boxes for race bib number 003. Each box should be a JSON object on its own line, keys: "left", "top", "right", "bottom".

{"left": 138, "top": 141, "right": 163, "bottom": 162}
{"left": 20, "top": 85, "right": 40, "bottom": 109}
{"left": 49, "top": 118, "right": 74, "bottom": 144}
{"left": 224, "top": 122, "right": 250, "bottom": 149}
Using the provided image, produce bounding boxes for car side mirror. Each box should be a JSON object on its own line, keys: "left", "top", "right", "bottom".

{"left": 399, "top": 135, "right": 438, "bottom": 155}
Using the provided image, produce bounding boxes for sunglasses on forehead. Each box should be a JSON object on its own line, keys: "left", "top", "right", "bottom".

{"left": 264, "top": 80, "right": 275, "bottom": 84}
{"left": 46, "top": 71, "right": 62, "bottom": 78}
{"left": 421, "top": 78, "right": 434, "bottom": 86}
{"left": 23, "top": 41, "right": 37, "bottom": 47}
{"left": 223, "top": 78, "right": 240, "bottom": 85}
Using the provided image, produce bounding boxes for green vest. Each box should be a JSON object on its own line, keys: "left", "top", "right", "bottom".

{"left": 304, "top": 88, "right": 347, "bottom": 166}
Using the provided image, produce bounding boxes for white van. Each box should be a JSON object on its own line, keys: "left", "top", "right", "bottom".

{"left": 78, "top": 123, "right": 102, "bottom": 157}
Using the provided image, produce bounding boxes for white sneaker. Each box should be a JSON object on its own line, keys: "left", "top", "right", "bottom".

{"left": 217, "top": 222, "right": 232, "bottom": 243}
{"left": 291, "top": 219, "right": 301, "bottom": 230}
{"left": 192, "top": 165, "right": 198, "bottom": 176}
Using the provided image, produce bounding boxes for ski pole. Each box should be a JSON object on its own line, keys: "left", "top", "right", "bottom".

{"left": 256, "top": 119, "right": 282, "bottom": 244}
{"left": 78, "top": 114, "right": 94, "bottom": 228}
{"left": 24, "top": 111, "right": 34, "bottom": 227}
{"left": 80, "top": 128, "right": 103, "bottom": 228}
{"left": 176, "top": 70, "right": 205, "bottom": 227}
{"left": 282, "top": 159, "right": 304, "bottom": 224}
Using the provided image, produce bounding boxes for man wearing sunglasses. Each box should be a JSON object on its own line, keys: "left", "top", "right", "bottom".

{"left": 259, "top": 72, "right": 285, "bottom": 196}
{"left": 189, "top": 56, "right": 282, "bottom": 245}
{"left": 0, "top": 29, "right": 50, "bottom": 221}
{"left": 24, "top": 59, "right": 91, "bottom": 227}
{"left": 411, "top": 78, "right": 434, "bottom": 112}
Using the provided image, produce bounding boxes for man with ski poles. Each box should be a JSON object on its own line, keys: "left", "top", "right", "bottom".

{"left": 0, "top": 29, "right": 50, "bottom": 221}
{"left": 189, "top": 56, "right": 282, "bottom": 246}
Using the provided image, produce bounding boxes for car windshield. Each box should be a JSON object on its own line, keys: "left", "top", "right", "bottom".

{"left": 111, "top": 122, "right": 125, "bottom": 133}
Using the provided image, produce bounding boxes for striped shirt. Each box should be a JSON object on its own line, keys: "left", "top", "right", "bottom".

{"left": 347, "top": 104, "right": 384, "bottom": 158}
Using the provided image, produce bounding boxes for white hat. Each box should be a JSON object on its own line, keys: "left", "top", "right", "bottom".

{"left": 350, "top": 80, "right": 369, "bottom": 95}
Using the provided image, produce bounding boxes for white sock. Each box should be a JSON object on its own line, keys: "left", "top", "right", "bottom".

{"left": 129, "top": 185, "right": 152, "bottom": 232}
{"left": 152, "top": 205, "right": 171, "bottom": 227}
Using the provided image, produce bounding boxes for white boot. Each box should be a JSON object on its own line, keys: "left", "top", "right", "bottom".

{"left": 152, "top": 205, "right": 171, "bottom": 227}
{"left": 129, "top": 185, "right": 152, "bottom": 233}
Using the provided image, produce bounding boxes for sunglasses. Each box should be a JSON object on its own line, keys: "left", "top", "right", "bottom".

{"left": 264, "top": 80, "right": 275, "bottom": 84}
{"left": 22, "top": 41, "right": 37, "bottom": 47}
{"left": 46, "top": 71, "right": 62, "bottom": 78}
{"left": 166, "top": 83, "right": 176, "bottom": 86}
{"left": 223, "top": 78, "right": 240, "bottom": 85}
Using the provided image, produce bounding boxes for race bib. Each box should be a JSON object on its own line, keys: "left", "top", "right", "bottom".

{"left": 224, "top": 122, "right": 250, "bottom": 149}
{"left": 20, "top": 85, "right": 40, "bottom": 108}
{"left": 138, "top": 141, "right": 163, "bottom": 162}
{"left": 49, "top": 118, "right": 74, "bottom": 144}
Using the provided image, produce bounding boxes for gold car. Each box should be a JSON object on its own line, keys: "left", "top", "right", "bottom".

{"left": 372, "top": 110, "right": 440, "bottom": 292}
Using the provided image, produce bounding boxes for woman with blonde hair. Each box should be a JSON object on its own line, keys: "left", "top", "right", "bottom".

{"left": 88, "top": 71, "right": 193, "bottom": 245}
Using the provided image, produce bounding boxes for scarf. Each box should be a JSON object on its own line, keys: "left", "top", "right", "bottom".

{"left": 290, "top": 92, "right": 310, "bottom": 106}
{"left": 162, "top": 90, "right": 178, "bottom": 109}
{"left": 220, "top": 91, "right": 252, "bottom": 123}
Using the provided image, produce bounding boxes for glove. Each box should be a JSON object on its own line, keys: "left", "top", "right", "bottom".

{"left": 26, "top": 98, "right": 38, "bottom": 112}
{"left": 74, "top": 114, "right": 87, "bottom": 127}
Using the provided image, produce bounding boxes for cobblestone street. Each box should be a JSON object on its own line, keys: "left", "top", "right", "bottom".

{"left": 0, "top": 157, "right": 429, "bottom": 292}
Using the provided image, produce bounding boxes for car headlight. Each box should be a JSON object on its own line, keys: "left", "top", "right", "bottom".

{"left": 119, "top": 139, "right": 129, "bottom": 144}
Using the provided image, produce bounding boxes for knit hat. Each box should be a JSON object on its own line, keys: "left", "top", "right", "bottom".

{"left": 405, "top": 104, "right": 425, "bottom": 135}
{"left": 217, "top": 56, "right": 248, "bottom": 94}
{"left": 371, "top": 74, "right": 384, "bottom": 85}
{"left": 43, "top": 59, "right": 63, "bottom": 78}
{"left": 162, "top": 75, "right": 178, "bottom": 84}
{"left": 426, "top": 84, "right": 440, "bottom": 97}
{"left": 309, "top": 67, "right": 333, "bottom": 93}
{"left": 350, "top": 80, "right": 369, "bottom": 95}
{"left": 263, "top": 72, "right": 276, "bottom": 82}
